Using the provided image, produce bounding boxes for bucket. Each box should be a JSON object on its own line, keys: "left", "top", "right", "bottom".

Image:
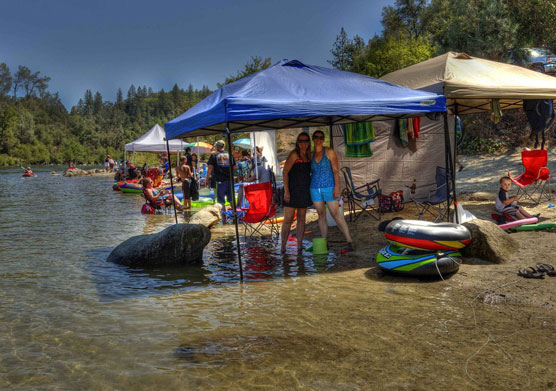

{"left": 312, "top": 238, "right": 328, "bottom": 255}
{"left": 325, "top": 199, "right": 344, "bottom": 227}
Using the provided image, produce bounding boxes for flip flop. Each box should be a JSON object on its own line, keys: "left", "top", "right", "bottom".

{"left": 518, "top": 267, "right": 545, "bottom": 279}
{"left": 536, "top": 263, "right": 556, "bottom": 276}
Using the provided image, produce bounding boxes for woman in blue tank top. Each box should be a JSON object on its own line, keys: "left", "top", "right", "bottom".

{"left": 310, "top": 130, "right": 354, "bottom": 251}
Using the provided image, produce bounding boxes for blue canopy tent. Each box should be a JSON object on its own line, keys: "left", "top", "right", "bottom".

{"left": 163, "top": 59, "right": 451, "bottom": 279}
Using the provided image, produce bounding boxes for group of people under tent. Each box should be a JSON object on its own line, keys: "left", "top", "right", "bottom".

{"left": 196, "top": 132, "right": 354, "bottom": 254}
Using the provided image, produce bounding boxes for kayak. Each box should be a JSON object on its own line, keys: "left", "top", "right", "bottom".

{"left": 22, "top": 172, "right": 35, "bottom": 177}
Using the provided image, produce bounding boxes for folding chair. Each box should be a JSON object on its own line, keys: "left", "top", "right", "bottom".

{"left": 239, "top": 181, "right": 279, "bottom": 237}
{"left": 340, "top": 167, "right": 381, "bottom": 222}
{"left": 508, "top": 149, "right": 552, "bottom": 204}
{"left": 411, "top": 166, "right": 449, "bottom": 222}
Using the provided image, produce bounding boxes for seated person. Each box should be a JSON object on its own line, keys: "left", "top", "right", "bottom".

{"left": 142, "top": 177, "right": 183, "bottom": 212}
{"left": 126, "top": 164, "right": 141, "bottom": 181}
{"left": 24, "top": 167, "right": 34, "bottom": 176}
{"left": 495, "top": 176, "right": 539, "bottom": 220}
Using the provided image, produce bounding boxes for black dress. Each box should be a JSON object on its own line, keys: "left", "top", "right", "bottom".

{"left": 283, "top": 160, "right": 312, "bottom": 208}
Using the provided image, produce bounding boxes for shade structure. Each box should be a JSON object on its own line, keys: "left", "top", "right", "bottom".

{"left": 165, "top": 59, "right": 446, "bottom": 139}
{"left": 233, "top": 138, "right": 252, "bottom": 149}
{"left": 184, "top": 141, "right": 213, "bottom": 154}
{"left": 381, "top": 52, "right": 556, "bottom": 115}
{"left": 125, "top": 124, "right": 184, "bottom": 152}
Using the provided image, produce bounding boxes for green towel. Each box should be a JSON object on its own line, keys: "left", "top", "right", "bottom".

{"left": 398, "top": 119, "right": 409, "bottom": 147}
{"left": 343, "top": 122, "right": 375, "bottom": 158}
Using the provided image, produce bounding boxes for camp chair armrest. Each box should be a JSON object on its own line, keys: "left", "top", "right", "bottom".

{"left": 535, "top": 166, "right": 550, "bottom": 180}
{"left": 428, "top": 182, "right": 447, "bottom": 197}
{"left": 353, "top": 179, "right": 380, "bottom": 195}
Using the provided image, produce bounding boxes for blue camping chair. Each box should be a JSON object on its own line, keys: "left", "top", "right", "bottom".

{"left": 341, "top": 167, "right": 381, "bottom": 222}
{"left": 411, "top": 166, "right": 449, "bottom": 222}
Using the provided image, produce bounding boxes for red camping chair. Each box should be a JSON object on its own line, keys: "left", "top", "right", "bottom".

{"left": 508, "top": 149, "right": 552, "bottom": 204}
{"left": 240, "top": 181, "right": 279, "bottom": 237}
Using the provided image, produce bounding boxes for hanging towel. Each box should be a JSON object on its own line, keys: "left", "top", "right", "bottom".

{"left": 412, "top": 117, "right": 421, "bottom": 138}
{"left": 343, "top": 122, "right": 375, "bottom": 158}
{"left": 398, "top": 119, "right": 409, "bottom": 147}
{"left": 490, "top": 99, "right": 503, "bottom": 124}
{"left": 407, "top": 118, "right": 415, "bottom": 139}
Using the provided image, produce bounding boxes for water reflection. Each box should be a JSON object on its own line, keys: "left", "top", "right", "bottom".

{"left": 86, "top": 235, "right": 338, "bottom": 301}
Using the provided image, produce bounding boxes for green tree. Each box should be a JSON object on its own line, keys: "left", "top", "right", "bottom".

{"left": 381, "top": 0, "right": 429, "bottom": 38}
{"left": 328, "top": 27, "right": 365, "bottom": 71}
{"left": 352, "top": 35, "right": 434, "bottom": 78}
{"left": 0, "top": 63, "right": 11, "bottom": 97}
{"left": 217, "top": 56, "right": 272, "bottom": 87}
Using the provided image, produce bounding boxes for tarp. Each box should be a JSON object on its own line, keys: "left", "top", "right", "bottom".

{"left": 381, "top": 52, "right": 556, "bottom": 115}
{"left": 125, "top": 124, "right": 185, "bottom": 152}
{"left": 165, "top": 59, "right": 446, "bottom": 139}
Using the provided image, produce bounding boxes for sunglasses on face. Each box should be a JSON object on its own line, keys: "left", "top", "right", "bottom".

{"left": 312, "top": 135, "right": 325, "bottom": 140}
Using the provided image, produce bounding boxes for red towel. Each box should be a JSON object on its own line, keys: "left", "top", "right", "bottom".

{"left": 412, "top": 117, "right": 421, "bottom": 138}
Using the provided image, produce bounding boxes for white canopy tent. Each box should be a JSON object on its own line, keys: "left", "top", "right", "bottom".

{"left": 125, "top": 124, "right": 185, "bottom": 153}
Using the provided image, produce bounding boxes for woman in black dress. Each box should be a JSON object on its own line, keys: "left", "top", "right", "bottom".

{"left": 281, "top": 132, "right": 312, "bottom": 253}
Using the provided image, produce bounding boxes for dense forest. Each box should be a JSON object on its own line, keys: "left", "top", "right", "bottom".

{"left": 1, "top": 0, "right": 555, "bottom": 166}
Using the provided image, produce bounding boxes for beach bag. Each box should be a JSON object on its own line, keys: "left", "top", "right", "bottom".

{"left": 379, "top": 191, "right": 404, "bottom": 213}
{"left": 141, "top": 203, "right": 155, "bottom": 214}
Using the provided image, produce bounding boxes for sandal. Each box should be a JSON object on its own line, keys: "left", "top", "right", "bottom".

{"left": 518, "top": 266, "right": 545, "bottom": 279}
{"left": 536, "top": 263, "right": 556, "bottom": 276}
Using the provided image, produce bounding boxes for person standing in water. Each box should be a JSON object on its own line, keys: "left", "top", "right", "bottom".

{"left": 281, "top": 132, "right": 312, "bottom": 253}
{"left": 310, "top": 130, "right": 354, "bottom": 251}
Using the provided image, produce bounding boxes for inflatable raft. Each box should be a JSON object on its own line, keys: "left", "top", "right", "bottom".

{"left": 120, "top": 182, "right": 143, "bottom": 194}
{"left": 385, "top": 220, "right": 471, "bottom": 251}
{"left": 377, "top": 245, "right": 462, "bottom": 277}
{"left": 510, "top": 221, "right": 556, "bottom": 231}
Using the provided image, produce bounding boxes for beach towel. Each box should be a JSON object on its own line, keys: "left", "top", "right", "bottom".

{"left": 397, "top": 119, "right": 409, "bottom": 147}
{"left": 343, "top": 122, "right": 375, "bottom": 158}
{"left": 412, "top": 117, "right": 421, "bottom": 138}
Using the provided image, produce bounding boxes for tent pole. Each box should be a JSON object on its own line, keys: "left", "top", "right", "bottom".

{"left": 252, "top": 132, "right": 258, "bottom": 181}
{"left": 226, "top": 124, "right": 243, "bottom": 281}
{"left": 442, "top": 111, "right": 457, "bottom": 223}
{"left": 329, "top": 117, "right": 334, "bottom": 149}
{"left": 165, "top": 136, "right": 179, "bottom": 224}
{"left": 453, "top": 105, "right": 459, "bottom": 210}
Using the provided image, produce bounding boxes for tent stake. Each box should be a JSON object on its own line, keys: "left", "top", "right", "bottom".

{"left": 226, "top": 125, "right": 243, "bottom": 281}
{"left": 165, "top": 136, "right": 179, "bottom": 224}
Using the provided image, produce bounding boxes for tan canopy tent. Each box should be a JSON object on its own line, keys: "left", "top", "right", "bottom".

{"left": 381, "top": 52, "right": 556, "bottom": 115}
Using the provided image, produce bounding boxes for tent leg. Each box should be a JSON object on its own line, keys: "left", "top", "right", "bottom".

{"left": 165, "top": 136, "right": 179, "bottom": 224}
{"left": 226, "top": 125, "right": 243, "bottom": 281}
{"left": 443, "top": 112, "right": 457, "bottom": 223}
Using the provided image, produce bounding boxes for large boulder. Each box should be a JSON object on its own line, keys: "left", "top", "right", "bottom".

{"left": 63, "top": 168, "right": 88, "bottom": 177}
{"left": 189, "top": 203, "right": 222, "bottom": 228}
{"left": 462, "top": 219, "right": 519, "bottom": 264}
{"left": 107, "top": 223, "right": 211, "bottom": 267}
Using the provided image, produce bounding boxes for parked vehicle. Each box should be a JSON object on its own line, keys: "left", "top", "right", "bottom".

{"left": 508, "top": 48, "right": 556, "bottom": 74}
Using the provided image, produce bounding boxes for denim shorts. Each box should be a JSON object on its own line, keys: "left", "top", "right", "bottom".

{"left": 217, "top": 180, "right": 232, "bottom": 204}
{"left": 310, "top": 186, "right": 339, "bottom": 203}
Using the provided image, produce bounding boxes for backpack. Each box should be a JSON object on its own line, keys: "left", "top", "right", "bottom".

{"left": 379, "top": 190, "right": 404, "bottom": 213}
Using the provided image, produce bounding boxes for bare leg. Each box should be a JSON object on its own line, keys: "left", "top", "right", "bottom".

{"left": 280, "top": 206, "right": 296, "bottom": 252}
{"left": 295, "top": 208, "right": 307, "bottom": 252}
{"left": 517, "top": 208, "right": 531, "bottom": 219}
{"left": 312, "top": 201, "right": 328, "bottom": 240}
{"left": 327, "top": 200, "right": 353, "bottom": 243}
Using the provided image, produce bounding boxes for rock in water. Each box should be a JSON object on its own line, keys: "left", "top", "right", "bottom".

{"left": 462, "top": 219, "right": 519, "bottom": 264}
{"left": 189, "top": 203, "right": 222, "bottom": 228}
{"left": 107, "top": 224, "right": 211, "bottom": 267}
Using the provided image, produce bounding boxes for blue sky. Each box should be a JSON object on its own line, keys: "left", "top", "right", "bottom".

{"left": 0, "top": 0, "right": 392, "bottom": 108}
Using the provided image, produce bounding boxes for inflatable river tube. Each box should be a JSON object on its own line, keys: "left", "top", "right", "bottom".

{"left": 377, "top": 245, "right": 461, "bottom": 277}
{"left": 498, "top": 217, "right": 538, "bottom": 230}
{"left": 385, "top": 219, "right": 471, "bottom": 251}
{"left": 119, "top": 183, "right": 143, "bottom": 194}
{"left": 511, "top": 221, "right": 556, "bottom": 231}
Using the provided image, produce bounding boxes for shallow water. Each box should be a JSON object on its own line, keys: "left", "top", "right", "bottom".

{"left": 1, "top": 167, "right": 554, "bottom": 390}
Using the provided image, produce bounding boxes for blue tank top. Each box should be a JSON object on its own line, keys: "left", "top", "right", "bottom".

{"left": 310, "top": 149, "right": 335, "bottom": 189}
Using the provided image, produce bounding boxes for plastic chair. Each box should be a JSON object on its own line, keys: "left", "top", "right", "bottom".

{"left": 508, "top": 149, "right": 552, "bottom": 204}
{"left": 411, "top": 166, "right": 448, "bottom": 222}
{"left": 340, "top": 167, "right": 381, "bottom": 222}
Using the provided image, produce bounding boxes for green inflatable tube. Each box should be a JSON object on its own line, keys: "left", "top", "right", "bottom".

{"left": 511, "top": 222, "right": 556, "bottom": 231}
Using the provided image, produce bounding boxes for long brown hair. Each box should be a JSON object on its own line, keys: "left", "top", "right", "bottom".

{"left": 295, "top": 132, "right": 311, "bottom": 162}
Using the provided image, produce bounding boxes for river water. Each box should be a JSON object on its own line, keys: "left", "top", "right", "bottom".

{"left": 1, "top": 167, "right": 554, "bottom": 390}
